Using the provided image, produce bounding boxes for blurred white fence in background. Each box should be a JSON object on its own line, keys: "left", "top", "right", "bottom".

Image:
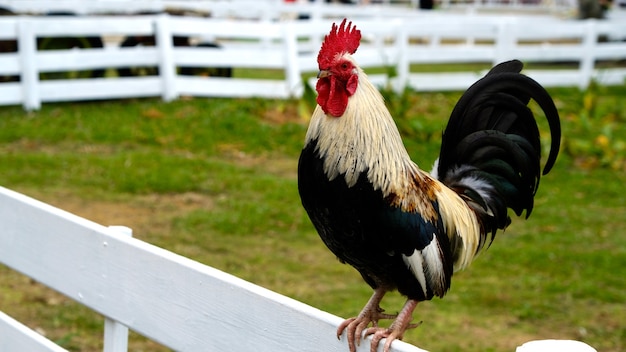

{"left": 0, "top": 0, "right": 586, "bottom": 18}
{"left": 0, "top": 1, "right": 624, "bottom": 110}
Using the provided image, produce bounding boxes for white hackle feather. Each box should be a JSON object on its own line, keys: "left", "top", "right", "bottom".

{"left": 305, "top": 55, "right": 414, "bottom": 193}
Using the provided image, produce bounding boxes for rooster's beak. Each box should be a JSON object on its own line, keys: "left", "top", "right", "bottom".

{"left": 317, "top": 70, "right": 330, "bottom": 78}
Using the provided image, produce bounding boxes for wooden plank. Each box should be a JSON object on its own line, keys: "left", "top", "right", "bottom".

{"left": 29, "top": 16, "right": 155, "bottom": 37}
{"left": 0, "top": 19, "right": 18, "bottom": 40}
{"left": 596, "top": 21, "right": 626, "bottom": 41}
{"left": 0, "top": 83, "right": 22, "bottom": 105}
{"left": 176, "top": 76, "right": 293, "bottom": 99}
{"left": 405, "top": 72, "right": 486, "bottom": 91}
{"left": 355, "top": 46, "right": 400, "bottom": 68}
{"left": 173, "top": 47, "right": 286, "bottom": 69}
{"left": 592, "top": 68, "right": 626, "bottom": 86}
{"left": 38, "top": 77, "right": 162, "bottom": 102}
{"left": 510, "top": 45, "right": 586, "bottom": 62}
{"left": 0, "top": 311, "right": 68, "bottom": 352}
{"left": 0, "top": 53, "right": 21, "bottom": 75}
{"left": 406, "top": 46, "right": 495, "bottom": 63}
{"left": 0, "top": 186, "right": 427, "bottom": 352}
{"left": 403, "top": 20, "right": 498, "bottom": 40}
{"left": 522, "top": 70, "right": 585, "bottom": 87}
{"left": 0, "top": 0, "right": 163, "bottom": 15}
{"left": 166, "top": 1, "right": 279, "bottom": 21}
{"left": 36, "top": 47, "right": 159, "bottom": 72}
{"left": 509, "top": 20, "right": 587, "bottom": 40}
{"left": 169, "top": 17, "right": 284, "bottom": 40}
{"left": 594, "top": 42, "right": 626, "bottom": 61}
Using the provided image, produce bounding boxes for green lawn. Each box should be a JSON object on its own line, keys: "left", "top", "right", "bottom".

{"left": 0, "top": 83, "right": 625, "bottom": 351}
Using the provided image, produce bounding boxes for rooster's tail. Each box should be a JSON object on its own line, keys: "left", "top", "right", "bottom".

{"left": 433, "top": 60, "right": 561, "bottom": 247}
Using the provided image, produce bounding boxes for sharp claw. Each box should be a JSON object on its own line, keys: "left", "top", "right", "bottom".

{"left": 347, "top": 322, "right": 357, "bottom": 352}
{"left": 407, "top": 320, "right": 423, "bottom": 330}
{"left": 337, "top": 317, "right": 355, "bottom": 339}
{"left": 355, "top": 320, "right": 369, "bottom": 345}
{"left": 362, "top": 301, "right": 422, "bottom": 352}
{"left": 383, "top": 334, "right": 397, "bottom": 352}
{"left": 339, "top": 312, "right": 388, "bottom": 352}
{"left": 338, "top": 290, "right": 399, "bottom": 352}
{"left": 370, "top": 330, "right": 385, "bottom": 352}
{"left": 362, "top": 327, "right": 400, "bottom": 352}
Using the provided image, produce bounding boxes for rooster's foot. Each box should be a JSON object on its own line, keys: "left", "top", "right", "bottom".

{"left": 363, "top": 320, "right": 422, "bottom": 352}
{"left": 337, "top": 289, "right": 395, "bottom": 352}
{"left": 337, "top": 307, "right": 397, "bottom": 352}
{"left": 363, "top": 299, "right": 421, "bottom": 352}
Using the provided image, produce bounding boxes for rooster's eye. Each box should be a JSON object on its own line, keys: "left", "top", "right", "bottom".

{"left": 341, "top": 63, "right": 349, "bottom": 70}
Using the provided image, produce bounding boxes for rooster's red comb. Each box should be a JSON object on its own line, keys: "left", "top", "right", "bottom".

{"left": 317, "top": 19, "right": 361, "bottom": 69}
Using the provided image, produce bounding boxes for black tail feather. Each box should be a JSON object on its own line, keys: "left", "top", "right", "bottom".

{"left": 436, "top": 60, "right": 561, "bottom": 235}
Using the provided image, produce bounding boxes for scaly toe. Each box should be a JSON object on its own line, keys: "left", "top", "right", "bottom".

{"left": 337, "top": 317, "right": 357, "bottom": 339}
{"left": 366, "top": 328, "right": 400, "bottom": 352}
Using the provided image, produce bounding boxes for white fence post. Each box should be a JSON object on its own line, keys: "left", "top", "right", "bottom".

{"left": 283, "top": 23, "right": 304, "bottom": 98}
{"left": 579, "top": 19, "right": 597, "bottom": 90}
{"left": 155, "top": 14, "right": 177, "bottom": 102}
{"left": 494, "top": 19, "right": 515, "bottom": 65}
{"left": 103, "top": 319, "right": 128, "bottom": 352}
{"left": 394, "top": 25, "right": 409, "bottom": 93}
{"left": 102, "top": 226, "right": 133, "bottom": 352}
{"left": 17, "top": 18, "right": 40, "bottom": 111}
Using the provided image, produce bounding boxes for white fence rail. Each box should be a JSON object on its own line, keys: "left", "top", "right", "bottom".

{"left": 0, "top": 11, "right": 625, "bottom": 110}
{"left": 0, "top": 186, "right": 428, "bottom": 352}
{"left": 0, "top": 0, "right": 583, "bottom": 18}
{"left": 0, "top": 187, "right": 601, "bottom": 352}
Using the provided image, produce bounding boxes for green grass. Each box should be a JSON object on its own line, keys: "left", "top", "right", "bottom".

{"left": 1, "top": 84, "right": 625, "bottom": 352}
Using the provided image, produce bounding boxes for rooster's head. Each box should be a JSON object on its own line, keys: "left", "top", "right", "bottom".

{"left": 316, "top": 19, "right": 362, "bottom": 117}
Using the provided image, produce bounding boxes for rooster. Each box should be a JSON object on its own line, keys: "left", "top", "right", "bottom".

{"left": 297, "top": 19, "right": 561, "bottom": 352}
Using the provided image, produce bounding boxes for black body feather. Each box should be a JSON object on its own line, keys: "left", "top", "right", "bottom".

{"left": 436, "top": 59, "right": 561, "bottom": 237}
{"left": 298, "top": 143, "right": 452, "bottom": 300}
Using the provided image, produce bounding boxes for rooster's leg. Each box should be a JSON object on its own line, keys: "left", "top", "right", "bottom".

{"left": 337, "top": 288, "right": 396, "bottom": 352}
{"left": 364, "top": 299, "right": 421, "bottom": 352}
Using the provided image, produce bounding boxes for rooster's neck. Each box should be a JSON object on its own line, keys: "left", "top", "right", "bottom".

{"left": 305, "top": 70, "right": 422, "bottom": 195}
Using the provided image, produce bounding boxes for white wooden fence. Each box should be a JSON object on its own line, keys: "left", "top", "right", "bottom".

{"left": 0, "top": 186, "right": 429, "bottom": 352}
{"left": 0, "top": 0, "right": 582, "bottom": 18}
{"left": 0, "top": 9, "right": 625, "bottom": 110}
{"left": 0, "top": 187, "right": 601, "bottom": 352}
